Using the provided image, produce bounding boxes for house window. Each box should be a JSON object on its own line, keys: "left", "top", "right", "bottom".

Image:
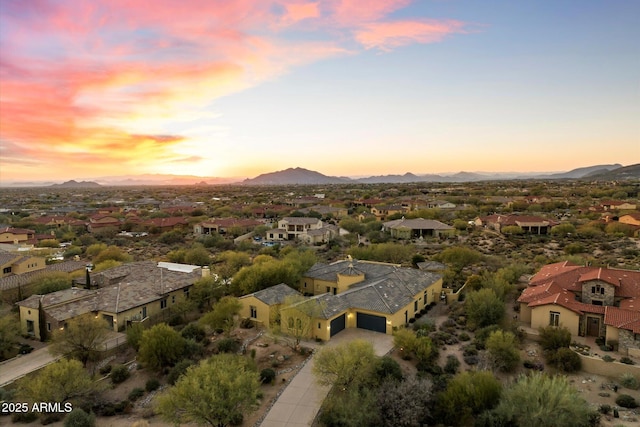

{"left": 326, "top": 286, "right": 331, "bottom": 293}
{"left": 635, "top": 333, "right": 640, "bottom": 342}
{"left": 592, "top": 300, "right": 603, "bottom": 306}
{"left": 142, "top": 306, "right": 147, "bottom": 318}
{"left": 47, "top": 323, "right": 51, "bottom": 331}
{"left": 3, "top": 266, "right": 11, "bottom": 274}
{"left": 550, "top": 311, "right": 560, "bottom": 327}
{"left": 250, "top": 305, "right": 257, "bottom": 318}
{"left": 423, "top": 291, "right": 427, "bottom": 304}
{"left": 296, "top": 319, "right": 302, "bottom": 329}
{"left": 184, "top": 287, "right": 190, "bottom": 298}
{"left": 172, "top": 296, "right": 175, "bottom": 304}
{"left": 318, "top": 322, "right": 321, "bottom": 329}
{"left": 592, "top": 285, "right": 605, "bottom": 295}
{"left": 288, "top": 318, "right": 294, "bottom": 329}
{"left": 160, "top": 299, "right": 167, "bottom": 309}
{"left": 414, "top": 300, "right": 418, "bottom": 313}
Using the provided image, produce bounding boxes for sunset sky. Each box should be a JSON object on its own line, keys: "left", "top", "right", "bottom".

{"left": 1, "top": 0, "right": 638, "bottom": 184}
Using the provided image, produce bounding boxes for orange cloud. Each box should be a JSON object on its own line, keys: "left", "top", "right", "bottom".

{"left": 0, "top": 0, "right": 472, "bottom": 181}
{"left": 355, "top": 19, "right": 467, "bottom": 51}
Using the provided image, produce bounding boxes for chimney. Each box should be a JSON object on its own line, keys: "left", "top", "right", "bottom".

{"left": 202, "top": 266, "right": 210, "bottom": 278}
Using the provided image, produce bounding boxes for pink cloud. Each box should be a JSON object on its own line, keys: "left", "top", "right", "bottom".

{"left": 355, "top": 19, "right": 467, "bottom": 51}
{"left": 0, "top": 0, "right": 473, "bottom": 180}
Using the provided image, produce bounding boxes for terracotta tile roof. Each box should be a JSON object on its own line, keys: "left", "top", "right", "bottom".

{"left": 517, "top": 281, "right": 565, "bottom": 304}
{"left": 604, "top": 306, "right": 640, "bottom": 334}
{"left": 528, "top": 290, "right": 606, "bottom": 315}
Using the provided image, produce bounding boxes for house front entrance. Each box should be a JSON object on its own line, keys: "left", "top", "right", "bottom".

{"left": 586, "top": 316, "right": 600, "bottom": 337}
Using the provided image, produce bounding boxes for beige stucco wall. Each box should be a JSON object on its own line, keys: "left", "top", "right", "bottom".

{"left": 113, "top": 287, "right": 188, "bottom": 331}
{"left": 12, "top": 257, "right": 46, "bottom": 275}
{"left": 238, "top": 295, "right": 271, "bottom": 327}
{"left": 19, "top": 305, "right": 41, "bottom": 339}
{"left": 519, "top": 303, "right": 532, "bottom": 323}
{"left": 531, "top": 305, "right": 580, "bottom": 335}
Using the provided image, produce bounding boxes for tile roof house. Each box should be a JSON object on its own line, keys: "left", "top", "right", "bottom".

{"left": 240, "top": 258, "right": 443, "bottom": 341}
{"left": 382, "top": 218, "right": 455, "bottom": 239}
{"left": 16, "top": 261, "right": 203, "bottom": 339}
{"left": 474, "top": 214, "right": 558, "bottom": 235}
{"left": 0, "top": 227, "right": 36, "bottom": 244}
{"left": 517, "top": 261, "right": 640, "bottom": 356}
{"left": 194, "top": 218, "right": 264, "bottom": 236}
{"left": 238, "top": 283, "right": 302, "bottom": 327}
{"left": 267, "top": 217, "right": 339, "bottom": 243}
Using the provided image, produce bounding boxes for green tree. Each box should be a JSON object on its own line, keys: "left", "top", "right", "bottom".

{"left": 376, "top": 376, "right": 432, "bottom": 427}
{"left": 17, "top": 359, "right": 97, "bottom": 404}
{"left": 436, "top": 370, "right": 502, "bottom": 426}
{"left": 319, "top": 386, "right": 379, "bottom": 427}
{"left": 64, "top": 408, "right": 96, "bottom": 427}
{"left": 485, "top": 330, "right": 520, "bottom": 372}
{"left": 313, "top": 339, "right": 378, "bottom": 389}
{"left": 538, "top": 325, "right": 571, "bottom": 351}
{"left": 465, "top": 288, "right": 505, "bottom": 329}
{"left": 184, "top": 245, "right": 211, "bottom": 266}
{"left": 155, "top": 354, "right": 260, "bottom": 427}
{"left": 32, "top": 271, "right": 71, "bottom": 294}
{"left": 495, "top": 372, "right": 593, "bottom": 427}
{"left": 93, "top": 245, "right": 132, "bottom": 264}
{"left": 200, "top": 296, "right": 242, "bottom": 336}
{"left": 0, "top": 313, "right": 20, "bottom": 359}
{"left": 551, "top": 223, "right": 577, "bottom": 237}
{"left": 49, "top": 314, "right": 110, "bottom": 366}
{"left": 138, "top": 323, "right": 186, "bottom": 371}
{"left": 125, "top": 322, "right": 145, "bottom": 351}
{"left": 191, "top": 275, "right": 226, "bottom": 311}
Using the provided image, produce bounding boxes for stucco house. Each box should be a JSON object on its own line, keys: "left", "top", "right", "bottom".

{"left": 238, "top": 283, "right": 302, "bottom": 327}
{"left": 517, "top": 261, "right": 640, "bottom": 355}
{"left": 0, "top": 227, "right": 36, "bottom": 244}
{"left": 474, "top": 214, "right": 558, "bottom": 235}
{"left": 382, "top": 218, "right": 455, "bottom": 239}
{"left": 194, "top": 218, "right": 263, "bottom": 236}
{"left": 619, "top": 213, "right": 640, "bottom": 227}
{"left": 16, "top": 261, "right": 203, "bottom": 339}
{"left": 240, "top": 258, "right": 443, "bottom": 341}
{"left": 0, "top": 249, "right": 46, "bottom": 279}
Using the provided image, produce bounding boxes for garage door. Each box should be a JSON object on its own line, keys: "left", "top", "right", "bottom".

{"left": 330, "top": 314, "right": 346, "bottom": 337}
{"left": 356, "top": 312, "right": 386, "bottom": 333}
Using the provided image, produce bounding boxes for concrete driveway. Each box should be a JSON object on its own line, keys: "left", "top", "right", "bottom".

{"left": 0, "top": 346, "right": 60, "bottom": 387}
{"left": 259, "top": 329, "right": 394, "bottom": 427}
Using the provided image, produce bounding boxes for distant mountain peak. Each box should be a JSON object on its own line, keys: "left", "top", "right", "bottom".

{"left": 242, "top": 167, "right": 350, "bottom": 185}
{"left": 50, "top": 180, "right": 101, "bottom": 188}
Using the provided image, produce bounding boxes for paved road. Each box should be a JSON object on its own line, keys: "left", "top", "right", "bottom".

{"left": 259, "top": 329, "right": 394, "bottom": 427}
{"left": 0, "top": 347, "right": 60, "bottom": 387}
{"left": 0, "top": 331, "right": 125, "bottom": 387}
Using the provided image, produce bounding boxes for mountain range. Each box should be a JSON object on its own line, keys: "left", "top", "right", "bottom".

{"left": 2, "top": 164, "right": 637, "bottom": 187}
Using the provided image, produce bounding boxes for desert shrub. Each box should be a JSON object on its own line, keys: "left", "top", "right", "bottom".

{"left": 620, "top": 373, "right": 640, "bottom": 390}
{"left": 615, "top": 394, "right": 638, "bottom": 408}
{"left": 523, "top": 360, "right": 544, "bottom": 371}
{"left": 463, "top": 344, "right": 478, "bottom": 356}
{"left": 98, "top": 365, "right": 112, "bottom": 376}
{"left": 12, "top": 411, "right": 39, "bottom": 423}
{"left": 458, "top": 332, "right": 471, "bottom": 341}
{"left": 473, "top": 325, "right": 500, "bottom": 350}
{"left": 602, "top": 355, "right": 615, "bottom": 362}
{"left": 620, "top": 356, "right": 635, "bottom": 365}
{"left": 539, "top": 325, "right": 571, "bottom": 351}
{"left": 64, "top": 408, "right": 95, "bottom": 427}
{"left": 240, "top": 318, "right": 254, "bottom": 329}
{"left": 145, "top": 378, "right": 160, "bottom": 392}
{"left": 553, "top": 348, "right": 581, "bottom": 373}
{"left": 167, "top": 359, "right": 193, "bottom": 385}
{"left": 260, "top": 368, "right": 276, "bottom": 384}
{"left": 216, "top": 337, "right": 240, "bottom": 353}
{"left": 375, "top": 356, "right": 404, "bottom": 383}
{"left": 444, "top": 355, "right": 461, "bottom": 375}
{"left": 110, "top": 364, "right": 130, "bottom": 384}
{"left": 128, "top": 387, "right": 145, "bottom": 402}
{"left": 180, "top": 323, "right": 206, "bottom": 342}
{"left": 464, "top": 355, "right": 479, "bottom": 365}
{"left": 598, "top": 404, "right": 612, "bottom": 415}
